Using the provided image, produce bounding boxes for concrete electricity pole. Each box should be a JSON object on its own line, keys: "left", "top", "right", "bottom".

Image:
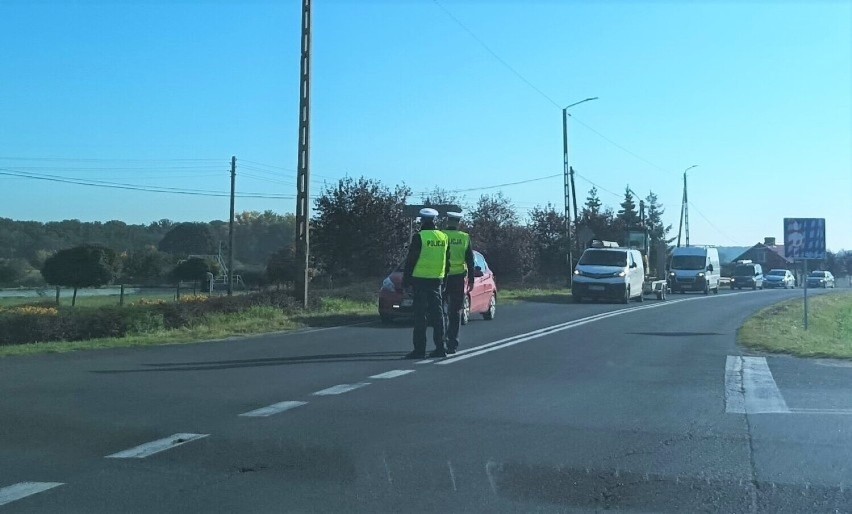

{"left": 227, "top": 156, "right": 236, "bottom": 296}
{"left": 294, "top": 0, "right": 312, "bottom": 308}
{"left": 676, "top": 165, "right": 698, "bottom": 248}
{"left": 562, "top": 97, "right": 597, "bottom": 284}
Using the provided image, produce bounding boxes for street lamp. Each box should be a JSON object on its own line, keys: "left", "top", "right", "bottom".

{"left": 676, "top": 165, "right": 698, "bottom": 248}
{"left": 563, "top": 97, "right": 598, "bottom": 286}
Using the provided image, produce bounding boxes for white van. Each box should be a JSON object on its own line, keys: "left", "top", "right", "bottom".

{"left": 668, "top": 246, "right": 721, "bottom": 294}
{"left": 572, "top": 246, "right": 645, "bottom": 303}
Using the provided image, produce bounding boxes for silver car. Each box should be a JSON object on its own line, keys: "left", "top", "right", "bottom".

{"left": 806, "top": 270, "right": 836, "bottom": 288}
{"left": 765, "top": 269, "right": 795, "bottom": 289}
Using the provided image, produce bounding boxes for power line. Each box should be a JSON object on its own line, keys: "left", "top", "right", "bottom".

{"left": 0, "top": 156, "right": 220, "bottom": 163}
{"left": 414, "top": 173, "right": 562, "bottom": 196}
{"left": 573, "top": 172, "right": 622, "bottom": 199}
{"left": 688, "top": 201, "right": 744, "bottom": 246}
{"left": 568, "top": 115, "right": 674, "bottom": 175}
{"left": 0, "top": 168, "right": 295, "bottom": 199}
{"left": 432, "top": 0, "right": 561, "bottom": 109}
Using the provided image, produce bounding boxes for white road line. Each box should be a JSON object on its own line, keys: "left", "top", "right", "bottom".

{"left": 725, "top": 356, "right": 790, "bottom": 414}
{"left": 239, "top": 400, "right": 307, "bottom": 417}
{"left": 0, "top": 482, "right": 63, "bottom": 507}
{"left": 742, "top": 357, "right": 790, "bottom": 414}
{"left": 105, "top": 433, "right": 209, "bottom": 459}
{"left": 415, "top": 359, "right": 434, "bottom": 365}
{"left": 725, "top": 356, "right": 746, "bottom": 414}
{"left": 790, "top": 408, "right": 852, "bottom": 415}
{"left": 438, "top": 291, "right": 756, "bottom": 366}
{"left": 313, "top": 383, "right": 370, "bottom": 396}
{"left": 369, "top": 370, "right": 415, "bottom": 379}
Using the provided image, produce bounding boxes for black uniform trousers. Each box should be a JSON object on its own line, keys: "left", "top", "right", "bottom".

{"left": 444, "top": 274, "right": 466, "bottom": 350}
{"left": 411, "top": 277, "right": 446, "bottom": 353}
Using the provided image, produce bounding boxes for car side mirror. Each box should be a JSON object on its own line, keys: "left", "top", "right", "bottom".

{"left": 707, "top": 264, "right": 714, "bottom": 272}
{"left": 474, "top": 266, "right": 484, "bottom": 278}
{"left": 630, "top": 262, "right": 637, "bottom": 269}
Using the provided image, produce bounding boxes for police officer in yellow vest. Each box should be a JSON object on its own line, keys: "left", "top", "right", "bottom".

{"left": 402, "top": 208, "right": 451, "bottom": 359}
{"left": 443, "top": 211, "right": 475, "bottom": 354}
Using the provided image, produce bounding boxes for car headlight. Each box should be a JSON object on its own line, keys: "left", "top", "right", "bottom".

{"left": 573, "top": 270, "right": 580, "bottom": 275}
{"left": 615, "top": 271, "right": 626, "bottom": 277}
{"left": 731, "top": 278, "right": 736, "bottom": 282}
{"left": 697, "top": 272, "right": 705, "bottom": 277}
{"left": 381, "top": 278, "right": 395, "bottom": 291}
{"left": 669, "top": 272, "right": 676, "bottom": 277}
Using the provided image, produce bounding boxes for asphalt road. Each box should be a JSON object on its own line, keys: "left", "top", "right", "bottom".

{"left": 1, "top": 286, "right": 849, "bottom": 513}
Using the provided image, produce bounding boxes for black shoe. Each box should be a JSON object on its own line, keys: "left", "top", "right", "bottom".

{"left": 404, "top": 351, "right": 426, "bottom": 360}
{"left": 446, "top": 346, "right": 457, "bottom": 355}
{"left": 428, "top": 349, "right": 447, "bottom": 358}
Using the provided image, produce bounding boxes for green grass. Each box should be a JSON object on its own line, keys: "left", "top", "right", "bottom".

{"left": 739, "top": 292, "right": 852, "bottom": 359}
{"left": 0, "top": 279, "right": 569, "bottom": 358}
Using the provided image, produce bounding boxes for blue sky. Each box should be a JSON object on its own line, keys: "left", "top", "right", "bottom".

{"left": 1, "top": 0, "right": 850, "bottom": 250}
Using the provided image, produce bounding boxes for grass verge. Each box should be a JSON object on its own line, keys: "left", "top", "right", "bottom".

{"left": 0, "top": 280, "right": 567, "bottom": 358}
{"left": 739, "top": 292, "right": 852, "bottom": 359}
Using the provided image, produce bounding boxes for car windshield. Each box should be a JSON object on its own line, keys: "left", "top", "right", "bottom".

{"left": 734, "top": 265, "right": 756, "bottom": 276}
{"left": 578, "top": 250, "right": 627, "bottom": 267}
{"left": 768, "top": 270, "right": 787, "bottom": 276}
{"left": 670, "top": 255, "right": 706, "bottom": 270}
{"left": 809, "top": 271, "right": 826, "bottom": 277}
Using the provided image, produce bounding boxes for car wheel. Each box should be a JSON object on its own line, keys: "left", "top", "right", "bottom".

{"left": 461, "top": 295, "right": 471, "bottom": 325}
{"left": 704, "top": 284, "right": 710, "bottom": 295}
{"left": 713, "top": 285, "right": 719, "bottom": 294}
{"left": 752, "top": 284, "right": 757, "bottom": 290}
{"left": 622, "top": 286, "right": 630, "bottom": 304}
{"left": 482, "top": 294, "right": 496, "bottom": 320}
{"left": 637, "top": 291, "right": 645, "bottom": 302}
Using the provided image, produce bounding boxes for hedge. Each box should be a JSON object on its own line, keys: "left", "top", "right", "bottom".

{"left": 0, "top": 290, "right": 301, "bottom": 346}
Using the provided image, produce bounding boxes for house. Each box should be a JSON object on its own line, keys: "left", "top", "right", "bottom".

{"left": 731, "top": 237, "right": 803, "bottom": 281}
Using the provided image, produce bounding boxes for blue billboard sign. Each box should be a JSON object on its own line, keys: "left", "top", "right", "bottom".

{"left": 783, "top": 218, "right": 826, "bottom": 260}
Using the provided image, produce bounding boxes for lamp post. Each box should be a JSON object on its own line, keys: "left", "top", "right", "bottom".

{"left": 563, "top": 97, "right": 598, "bottom": 285}
{"left": 676, "top": 164, "right": 698, "bottom": 248}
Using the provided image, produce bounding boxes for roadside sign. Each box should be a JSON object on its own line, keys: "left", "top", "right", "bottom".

{"left": 783, "top": 218, "right": 826, "bottom": 260}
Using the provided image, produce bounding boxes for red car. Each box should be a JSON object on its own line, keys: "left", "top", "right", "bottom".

{"left": 378, "top": 250, "right": 497, "bottom": 324}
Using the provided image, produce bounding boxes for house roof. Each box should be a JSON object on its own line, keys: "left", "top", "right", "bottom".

{"left": 732, "top": 242, "right": 794, "bottom": 264}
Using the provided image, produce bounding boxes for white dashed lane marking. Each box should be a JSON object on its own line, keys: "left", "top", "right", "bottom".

{"left": 369, "top": 370, "right": 415, "bottom": 379}
{"left": 313, "top": 383, "right": 370, "bottom": 396}
{"left": 0, "top": 482, "right": 63, "bottom": 507}
{"left": 239, "top": 400, "right": 307, "bottom": 417}
{"left": 105, "top": 433, "right": 209, "bottom": 459}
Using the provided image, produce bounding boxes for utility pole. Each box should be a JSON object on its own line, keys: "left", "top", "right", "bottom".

{"left": 562, "top": 109, "right": 572, "bottom": 284}
{"left": 561, "top": 97, "right": 598, "bottom": 285}
{"left": 676, "top": 165, "right": 697, "bottom": 248}
{"left": 227, "top": 156, "right": 236, "bottom": 296}
{"left": 294, "top": 0, "right": 312, "bottom": 308}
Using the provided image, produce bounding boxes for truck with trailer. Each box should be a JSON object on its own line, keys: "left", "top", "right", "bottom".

{"left": 571, "top": 240, "right": 668, "bottom": 303}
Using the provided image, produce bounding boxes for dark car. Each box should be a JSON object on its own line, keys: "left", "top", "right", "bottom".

{"left": 806, "top": 270, "right": 835, "bottom": 288}
{"left": 730, "top": 262, "right": 764, "bottom": 290}
{"left": 377, "top": 250, "right": 497, "bottom": 324}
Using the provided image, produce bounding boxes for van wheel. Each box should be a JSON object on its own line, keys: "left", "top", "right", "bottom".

{"left": 637, "top": 291, "right": 645, "bottom": 302}
{"left": 482, "top": 294, "right": 496, "bottom": 320}
{"left": 622, "top": 286, "right": 630, "bottom": 304}
{"left": 713, "top": 286, "right": 719, "bottom": 294}
{"left": 704, "top": 284, "right": 710, "bottom": 295}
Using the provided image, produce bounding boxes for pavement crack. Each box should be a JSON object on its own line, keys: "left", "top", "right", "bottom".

{"left": 738, "top": 358, "right": 760, "bottom": 514}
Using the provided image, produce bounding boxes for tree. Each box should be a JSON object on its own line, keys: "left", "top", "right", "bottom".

{"left": 421, "top": 187, "right": 465, "bottom": 211}
{"left": 469, "top": 193, "right": 533, "bottom": 281}
{"left": 266, "top": 246, "right": 297, "bottom": 289}
{"left": 578, "top": 188, "right": 619, "bottom": 244}
{"left": 0, "top": 258, "right": 29, "bottom": 286}
{"left": 615, "top": 186, "right": 639, "bottom": 235}
{"left": 41, "top": 245, "right": 120, "bottom": 306}
{"left": 312, "top": 177, "right": 412, "bottom": 278}
{"left": 121, "top": 247, "right": 174, "bottom": 285}
{"left": 158, "top": 223, "right": 216, "bottom": 257}
{"left": 527, "top": 203, "right": 568, "bottom": 273}
{"left": 170, "top": 257, "right": 219, "bottom": 292}
{"left": 644, "top": 191, "right": 673, "bottom": 275}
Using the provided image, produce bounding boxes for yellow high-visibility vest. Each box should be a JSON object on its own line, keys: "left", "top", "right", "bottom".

{"left": 443, "top": 229, "right": 470, "bottom": 276}
{"left": 412, "top": 230, "right": 449, "bottom": 279}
